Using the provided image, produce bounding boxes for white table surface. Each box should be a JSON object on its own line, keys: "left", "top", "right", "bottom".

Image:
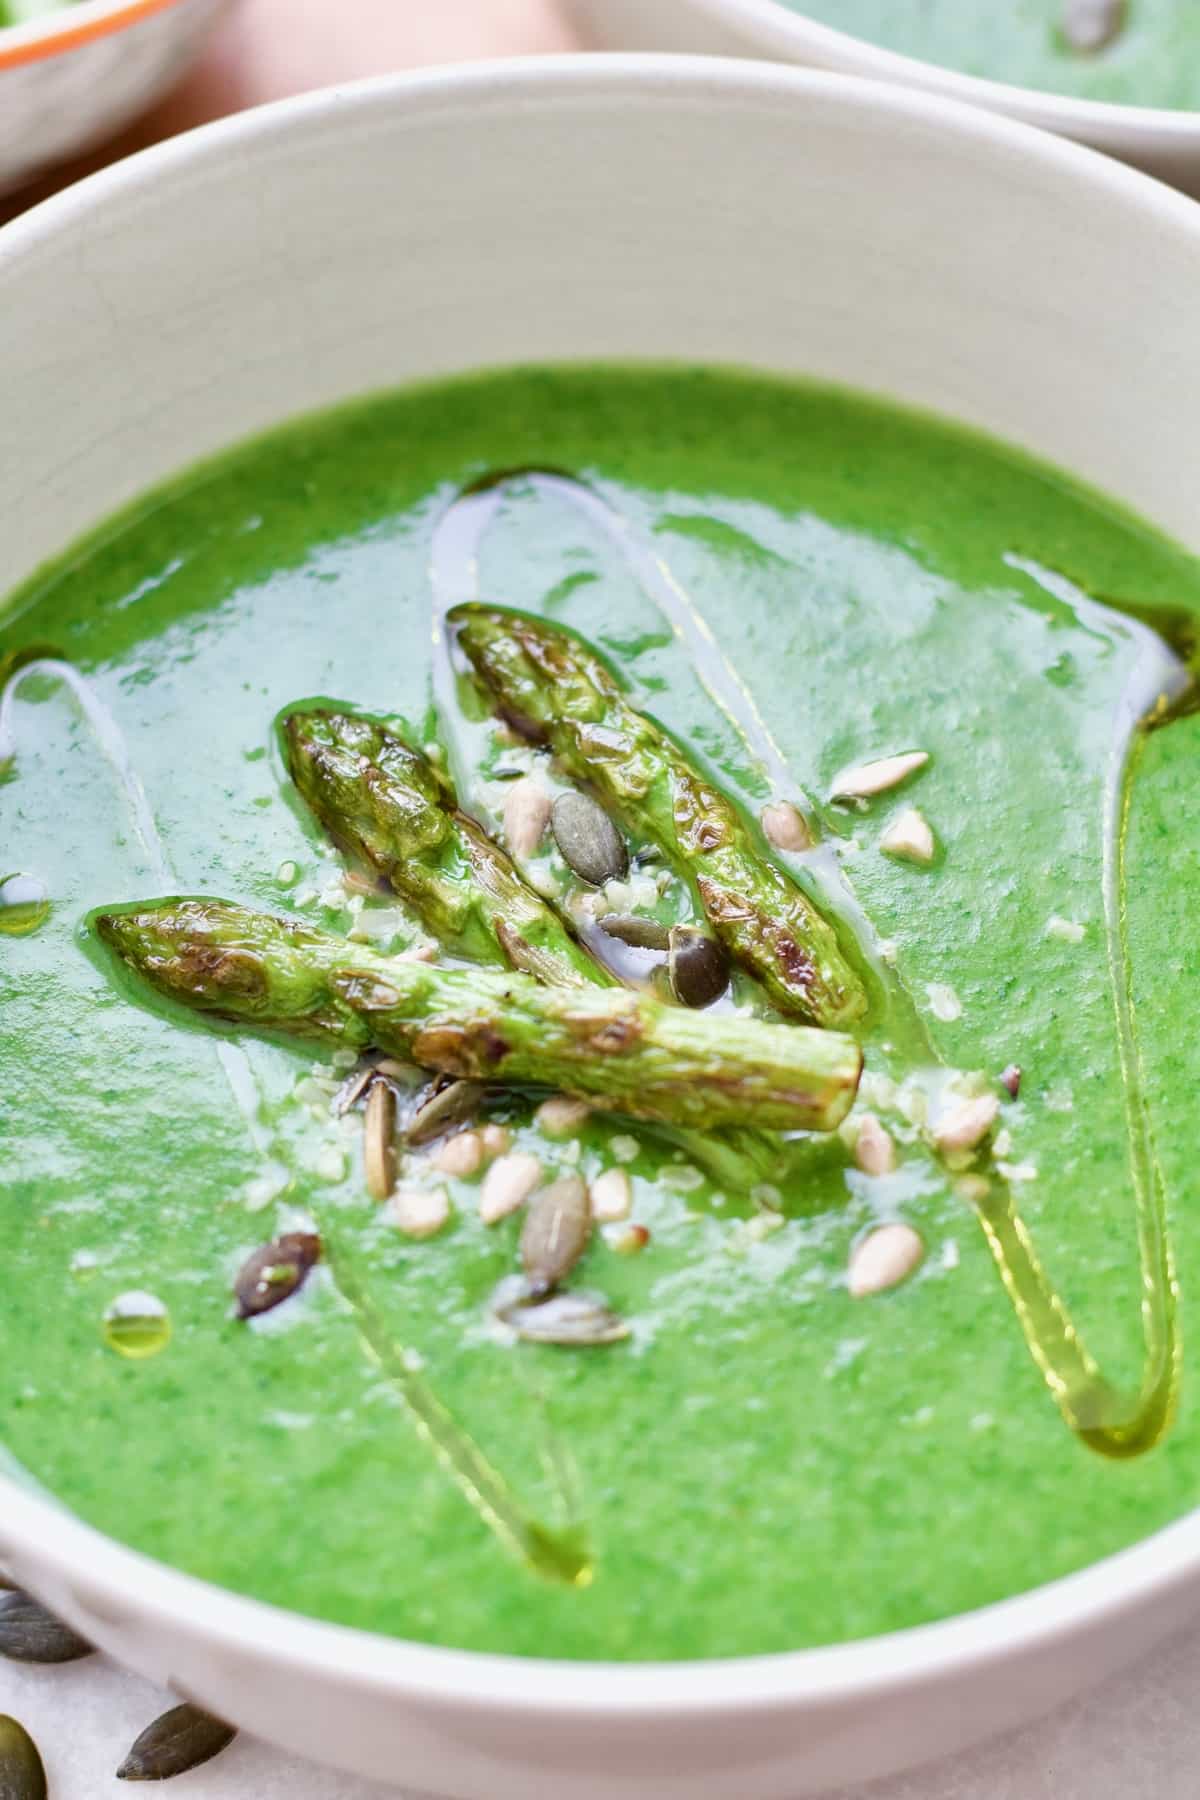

{"left": 3, "top": 1609, "right": 1199, "bottom": 1799}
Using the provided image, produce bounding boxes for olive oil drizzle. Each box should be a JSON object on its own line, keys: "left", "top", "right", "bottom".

{"left": 0, "top": 657, "right": 588, "bottom": 1584}
{"left": 434, "top": 475, "right": 1189, "bottom": 1460}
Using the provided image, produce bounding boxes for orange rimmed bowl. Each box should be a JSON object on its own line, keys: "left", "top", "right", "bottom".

{"left": 0, "top": 0, "right": 234, "bottom": 195}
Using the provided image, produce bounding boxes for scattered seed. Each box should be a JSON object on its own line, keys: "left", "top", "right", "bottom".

{"left": 551, "top": 790, "right": 629, "bottom": 885}
{"left": 751, "top": 1181, "right": 784, "bottom": 1212}
{"left": 334, "top": 1052, "right": 387, "bottom": 1115}
{"left": 598, "top": 913, "right": 671, "bottom": 951}
{"left": 848, "top": 1224, "right": 924, "bottom": 1298}
{"left": 590, "top": 1167, "right": 633, "bottom": 1222}
{"left": 495, "top": 1284, "right": 631, "bottom": 1346}
{"left": 405, "top": 1077, "right": 484, "bottom": 1146}
{"left": 1000, "top": 1063, "right": 1022, "bottom": 1098}
{"left": 926, "top": 981, "right": 962, "bottom": 1023}
{"left": 0, "top": 1715, "right": 46, "bottom": 1799}
{"left": 607, "top": 1223, "right": 650, "bottom": 1255}
{"left": 0, "top": 1592, "right": 94, "bottom": 1665}
{"left": 521, "top": 1175, "right": 591, "bottom": 1298}
{"left": 668, "top": 925, "right": 730, "bottom": 1009}
{"left": 933, "top": 1093, "right": 999, "bottom": 1156}
{"left": 387, "top": 1185, "right": 451, "bottom": 1238}
{"left": 610, "top": 1134, "right": 640, "bottom": 1165}
{"left": 854, "top": 1113, "right": 897, "bottom": 1176}
{"left": 363, "top": 1079, "right": 397, "bottom": 1200}
{"left": 502, "top": 777, "right": 553, "bottom": 859}
{"left": 761, "top": 800, "right": 813, "bottom": 852}
{"left": 479, "top": 1122, "right": 511, "bottom": 1161}
{"left": 234, "top": 1232, "right": 321, "bottom": 1320}
{"left": 955, "top": 1174, "right": 992, "bottom": 1204}
{"left": 880, "top": 807, "right": 936, "bottom": 866}
{"left": 831, "top": 751, "right": 929, "bottom": 803}
{"left": 431, "top": 1129, "right": 485, "bottom": 1178}
{"left": 1045, "top": 914, "right": 1086, "bottom": 944}
{"left": 116, "top": 1703, "right": 236, "bottom": 1782}
{"left": 1062, "top": 0, "right": 1125, "bottom": 53}
{"left": 479, "top": 1152, "right": 543, "bottom": 1225}
{"left": 535, "top": 1095, "right": 591, "bottom": 1139}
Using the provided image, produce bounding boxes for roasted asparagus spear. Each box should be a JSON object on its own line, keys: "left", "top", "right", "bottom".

{"left": 94, "top": 898, "right": 862, "bottom": 1133}
{"left": 449, "top": 605, "right": 868, "bottom": 1028}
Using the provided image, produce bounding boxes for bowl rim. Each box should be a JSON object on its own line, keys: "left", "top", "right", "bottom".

{"left": 0, "top": 0, "right": 188, "bottom": 69}
{"left": 4, "top": 49, "right": 1200, "bottom": 1715}
{"left": 665, "top": 0, "right": 1200, "bottom": 141}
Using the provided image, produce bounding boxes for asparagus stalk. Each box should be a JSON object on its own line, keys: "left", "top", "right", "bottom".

{"left": 450, "top": 604, "right": 868, "bottom": 1029}
{"left": 283, "top": 707, "right": 794, "bottom": 1186}
{"left": 93, "top": 898, "right": 862, "bottom": 1133}
{"left": 282, "top": 709, "right": 602, "bottom": 988}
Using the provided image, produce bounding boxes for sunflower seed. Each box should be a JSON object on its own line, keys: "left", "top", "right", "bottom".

{"left": 668, "top": 926, "right": 729, "bottom": 1008}
{"left": 496, "top": 1285, "right": 631, "bottom": 1346}
{"left": 234, "top": 1233, "right": 321, "bottom": 1320}
{"left": 1062, "top": 0, "right": 1125, "bottom": 52}
{"left": 363, "top": 1079, "right": 397, "bottom": 1200}
{"left": 503, "top": 777, "right": 553, "bottom": 859}
{"left": 405, "top": 1077, "right": 484, "bottom": 1146}
{"left": 598, "top": 913, "right": 671, "bottom": 951}
{"left": 880, "top": 807, "right": 936, "bottom": 865}
{"left": 0, "top": 1714, "right": 46, "bottom": 1799}
{"left": 761, "top": 801, "right": 813, "bottom": 852}
{"left": 116, "top": 1703, "right": 236, "bottom": 1782}
{"left": 551, "top": 791, "right": 629, "bottom": 885}
{"left": 848, "top": 1224, "right": 924, "bottom": 1297}
{"left": 831, "top": 751, "right": 929, "bottom": 803}
{"left": 521, "top": 1175, "right": 591, "bottom": 1297}
{"left": 0, "top": 1592, "right": 94, "bottom": 1665}
{"left": 431, "top": 1130, "right": 485, "bottom": 1178}
{"left": 479, "top": 1151, "right": 543, "bottom": 1224}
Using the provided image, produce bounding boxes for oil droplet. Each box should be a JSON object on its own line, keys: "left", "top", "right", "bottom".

{"left": 0, "top": 872, "right": 49, "bottom": 936}
{"left": 102, "top": 1291, "right": 171, "bottom": 1360}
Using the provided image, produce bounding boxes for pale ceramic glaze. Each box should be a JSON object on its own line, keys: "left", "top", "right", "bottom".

{"left": 565, "top": 0, "right": 1200, "bottom": 196}
{"left": 2, "top": 56, "right": 1200, "bottom": 1798}
{"left": 0, "top": 0, "right": 233, "bottom": 195}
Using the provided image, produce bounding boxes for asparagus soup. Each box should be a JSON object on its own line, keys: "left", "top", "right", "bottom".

{"left": 3, "top": 365, "right": 1200, "bottom": 1659}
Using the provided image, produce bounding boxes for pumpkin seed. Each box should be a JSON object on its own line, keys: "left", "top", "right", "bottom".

{"left": 494, "top": 1282, "right": 631, "bottom": 1346}
{"left": 116, "top": 1703, "right": 236, "bottom": 1782}
{"left": 0, "top": 1591, "right": 94, "bottom": 1664}
{"left": 551, "top": 790, "right": 628, "bottom": 886}
{"left": 520, "top": 1175, "right": 591, "bottom": 1298}
{"left": 0, "top": 1714, "right": 46, "bottom": 1800}
{"left": 363, "top": 1078, "right": 397, "bottom": 1200}
{"left": 1062, "top": 0, "right": 1125, "bottom": 52}
{"left": 598, "top": 913, "right": 671, "bottom": 951}
{"left": 405, "top": 1076, "right": 484, "bottom": 1146}
{"left": 668, "top": 926, "right": 729, "bottom": 1008}
{"left": 234, "top": 1232, "right": 321, "bottom": 1320}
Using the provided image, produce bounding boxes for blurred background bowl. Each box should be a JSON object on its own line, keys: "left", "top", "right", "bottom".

{"left": 0, "top": 0, "right": 234, "bottom": 194}
{"left": 564, "top": 0, "right": 1200, "bottom": 195}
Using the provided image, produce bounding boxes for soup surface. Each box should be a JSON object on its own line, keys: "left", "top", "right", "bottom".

{"left": 3, "top": 366, "right": 1200, "bottom": 1660}
{"left": 787, "top": 2, "right": 1200, "bottom": 109}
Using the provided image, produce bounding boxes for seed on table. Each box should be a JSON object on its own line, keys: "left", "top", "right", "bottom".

{"left": 853, "top": 1113, "right": 897, "bottom": 1176}
{"left": 431, "top": 1130, "right": 485, "bottom": 1178}
{"left": 479, "top": 1151, "right": 543, "bottom": 1224}
{"left": 503, "top": 777, "right": 553, "bottom": 859}
{"left": 590, "top": 1167, "right": 633, "bottom": 1222}
{"left": 848, "top": 1224, "right": 924, "bottom": 1298}
{"left": 551, "top": 790, "right": 629, "bottom": 885}
{"left": 761, "top": 801, "right": 813, "bottom": 852}
{"left": 521, "top": 1175, "right": 592, "bottom": 1298}
{"left": 0, "top": 1591, "right": 94, "bottom": 1664}
{"left": 880, "top": 807, "right": 936, "bottom": 866}
{"left": 536, "top": 1095, "right": 591, "bottom": 1139}
{"left": 0, "top": 1714, "right": 46, "bottom": 1798}
{"left": 831, "top": 751, "right": 929, "bottom": 803}
{"left": 116, "top": 1703, "right": 236, "bottom": 1782}
{"left": 363, "top": 1078, "right": 397, "bottom": 1200}
{"left": 387, "top": 1186, "right": 451, "bottom": 1239}
{"left": 234, "top": 1232, "right": 322, "bottom": 1320}
{"left": 932, "top": 1094, "right": 999, "bottom": 1156}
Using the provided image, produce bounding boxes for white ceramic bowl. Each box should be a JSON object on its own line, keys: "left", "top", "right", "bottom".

{"left": 565, "top": 0, "right": 1200, "bottom": 196}
{"left": 3, "top": 55, "right": 1200, "bottom": 1800}
{"left": 0, "top": 0, "right": 233, "bottom": 195}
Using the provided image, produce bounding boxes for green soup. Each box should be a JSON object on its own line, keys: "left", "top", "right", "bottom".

{"left": 3, "top": 365, "right": 1200, "bottom": 1661}
{"left": 786, "top": 2, "right": 1200, "bottom": 109}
